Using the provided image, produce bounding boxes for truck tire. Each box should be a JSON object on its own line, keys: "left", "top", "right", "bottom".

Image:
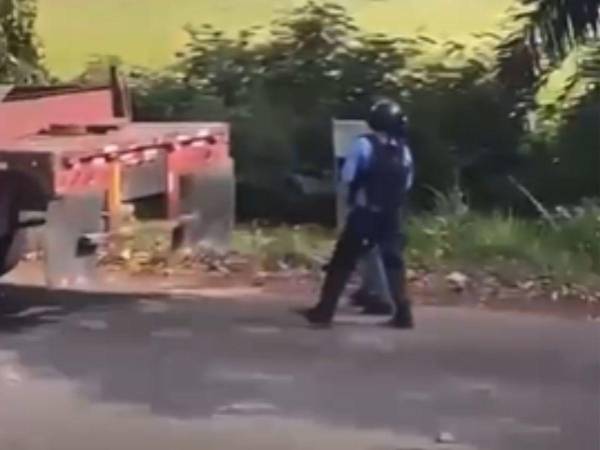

{"left": 0, "top": 229, "right": 25, "bottom": 277}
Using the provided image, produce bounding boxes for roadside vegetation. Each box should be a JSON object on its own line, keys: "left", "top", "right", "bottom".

{"left": 3, "top": 0, "right": 599, "bottom": 305}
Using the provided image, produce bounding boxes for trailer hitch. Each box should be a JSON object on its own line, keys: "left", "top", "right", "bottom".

{"left": 17, "top": 218, "right": 46, "bottom": 229}
{"left": 16, "top": 212, "right": 47, "bottom": 229}
{"left": 76, "top": 236, "right": 99, "bottom": 257}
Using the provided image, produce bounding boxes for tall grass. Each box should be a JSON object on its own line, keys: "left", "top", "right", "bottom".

{"left": 409, "top": 212, "right": 598, "bottom": 282}
{"left": 232, "top": 225, "right": 334, "bottom": 271}
{"left": 232, "top": 201, "right": 600, "bottom": 287}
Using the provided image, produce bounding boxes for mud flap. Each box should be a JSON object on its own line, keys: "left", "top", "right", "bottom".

{"left": 44, "top": 193, "right": 104, "bottom": 288}
{"left": 0, "top": 176, "right": 25, "bottom": 277}
{"left": 0, "top": 176, "right": 17, "bottom": 238}
{"left": 0, "top": 230, "right": 26, "bottom": 277}
{"left": 176, "top": 161, "right": 235, "bottom": 254}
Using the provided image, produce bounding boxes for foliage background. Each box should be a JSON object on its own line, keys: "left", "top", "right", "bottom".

{"left": 2, "top": 0, "right": 599, "bottom": 226}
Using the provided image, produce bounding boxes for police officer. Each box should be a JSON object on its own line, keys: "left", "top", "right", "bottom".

{"left": 299, "top": 98, "right": 415, "bottom": 328}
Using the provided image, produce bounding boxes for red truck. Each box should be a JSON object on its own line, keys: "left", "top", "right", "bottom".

{"left": 0, "top": 69, "right": 235, "bottom": 287}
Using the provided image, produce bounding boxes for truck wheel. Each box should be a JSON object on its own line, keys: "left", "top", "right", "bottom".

{"left": 0, "top": 229, "right": 25, "bottom": 277}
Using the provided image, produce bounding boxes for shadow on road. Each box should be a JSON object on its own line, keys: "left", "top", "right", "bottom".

{"left": 0, "top": 282, "right": 598, "bottom": 450}
{"left": 0, "top": 283, "right": 160, "bottom": 334}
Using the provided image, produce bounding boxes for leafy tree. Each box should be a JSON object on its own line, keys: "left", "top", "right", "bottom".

{"left": 132, "top": 1, "right": 598, "bottom": 221}
{"left": 496, "top": 0, "right": 600, "bottom": 113}
{"left": 178, "top": 24, "right": 262, "bottom": 107}
{"left": 0, "top": 0, "right": 45, "bottom": 83}
{"left": 514, "top": 0, "right": 599, "bottom": 61}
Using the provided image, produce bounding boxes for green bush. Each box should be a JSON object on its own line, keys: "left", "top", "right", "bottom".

{"left": 407, "top": 200, "right": 600, "bottom": 284}
{"left": 121, "top": 1, "right": 599, "bottom": 222}
{"left": 228, "top": 199, "right": 599, "bottom": 288}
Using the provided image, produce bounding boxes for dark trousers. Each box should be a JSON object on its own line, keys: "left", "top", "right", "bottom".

{"left": 313, "top": 207, "right": 411, "bottom": 320}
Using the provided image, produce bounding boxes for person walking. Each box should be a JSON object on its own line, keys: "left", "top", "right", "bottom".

{"left": 299, "top": 98, "right": 415, "bottom": 328}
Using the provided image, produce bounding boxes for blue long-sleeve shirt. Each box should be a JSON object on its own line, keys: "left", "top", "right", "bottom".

{"left": 341, "top": 135, "right": 414, "bottom": 207}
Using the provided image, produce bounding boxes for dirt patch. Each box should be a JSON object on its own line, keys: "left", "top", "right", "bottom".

{"left": 409, "top": 270, "right": 600, "bottom": 320}
{"left": 103, "top": 262, "right": 600, "bottom": 320}
{"left": 6, "top": 257, "right": 599, "bottom": 320}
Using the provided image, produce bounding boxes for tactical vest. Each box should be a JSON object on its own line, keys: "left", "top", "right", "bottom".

{"left": 349, "top": 133, "right": 409, "bottom": 212}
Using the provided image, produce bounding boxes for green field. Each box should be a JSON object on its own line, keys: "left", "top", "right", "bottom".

{"left": 37, "top": 0, "right": 511, "bottom": 79}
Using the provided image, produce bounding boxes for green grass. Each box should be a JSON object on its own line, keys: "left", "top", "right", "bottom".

{"left": 230, "top": 206, "right": 600, "bottom": 288}
{"left": 101, "top": 206, "right": 599, "bottom": 295}
{"left": 232, "top": 224, "right": 334, "bottom": 271}
{"left": 408, "top": 211, "right": 600, "bottom": 285}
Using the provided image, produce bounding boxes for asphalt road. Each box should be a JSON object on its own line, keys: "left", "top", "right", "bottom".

{"left": 0, "top": 285, "right": 598, "bottom": 450}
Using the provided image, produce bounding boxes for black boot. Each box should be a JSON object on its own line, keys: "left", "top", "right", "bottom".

{"left": 362, "top": 301, "right": 393, "bottom": 316}
{"left": 387, "top": 302, "right": 414, "bottom": 329}
{"left": 298, "top": 267, "right": 352, "bottom": 327}
{"left": 384, "top": 267, "right": 414, "bottom": 329}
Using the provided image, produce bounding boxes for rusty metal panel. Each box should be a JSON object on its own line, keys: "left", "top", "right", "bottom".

{"left": 120, "top": 151, "right": 167, "bottom": 201}
{"left": 55, "top": 159, "right": 112, "bottom": 196}
{"left": 0, "top": 123, "right": 227, "bottom": 160}
{"left": 0, "top": 88, "right": 117, "bottom": 142}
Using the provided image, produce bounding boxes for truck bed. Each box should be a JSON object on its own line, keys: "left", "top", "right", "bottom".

{"left": 0, "top": 77, "right": 235, "bottom": 285}
{"left": 0, "top": 122, "right": 228, "bottom": 160}
{"left": 0, "top": 121, "right": 230, "bottom": 205}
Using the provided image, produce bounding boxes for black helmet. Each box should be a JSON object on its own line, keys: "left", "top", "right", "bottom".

{"left": 367, "top": 98, "right": 406, "bottom": 136}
